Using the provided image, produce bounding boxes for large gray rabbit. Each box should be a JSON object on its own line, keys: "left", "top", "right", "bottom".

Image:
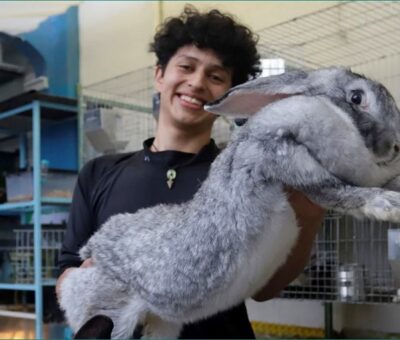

{"left": 60, "top": 67, "right": 400, "bottom": 339}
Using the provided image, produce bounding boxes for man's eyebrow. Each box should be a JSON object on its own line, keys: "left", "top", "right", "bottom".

{"left": 176, "top": 54, "right": 228, "bottom": 72}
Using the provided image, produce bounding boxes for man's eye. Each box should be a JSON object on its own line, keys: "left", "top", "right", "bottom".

{"left": 179, "top": 65, "right": 191, "bottom": 71}
{"left": 210, "top": 74, "right": 223, "bottom": 82}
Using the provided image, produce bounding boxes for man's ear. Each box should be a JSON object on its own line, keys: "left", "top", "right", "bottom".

{"left": 154, "top": 65, "right": 164, "bottom": 92}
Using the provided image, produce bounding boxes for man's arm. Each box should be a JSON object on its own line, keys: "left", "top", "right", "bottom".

{"left": 56, "top": 159, "right": 99, "bottom": 300}
{"left": 56, "top": 258, "right": 93, "bottom": 301}
{"left": 252, "top": 188, "right": 325, "bottom": 301}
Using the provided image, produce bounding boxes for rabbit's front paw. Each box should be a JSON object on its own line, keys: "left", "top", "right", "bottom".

{"left": 359, "top": 192, "right": 400, "bottom": 222}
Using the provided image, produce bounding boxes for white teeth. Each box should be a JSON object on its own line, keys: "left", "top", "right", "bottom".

{"left": 181, "top": 95, "right": 203, "bottom": 105}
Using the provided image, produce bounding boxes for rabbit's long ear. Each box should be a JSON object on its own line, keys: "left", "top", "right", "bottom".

{"left": 205, "top": 70, "right": 311, "bottom": 118}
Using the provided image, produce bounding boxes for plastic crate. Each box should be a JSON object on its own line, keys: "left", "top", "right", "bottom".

{"left": 5, "top": 171, "right": 76, "bottom": 202}
{"left": 13, "top": 228, "right": 65, "bottom": 284}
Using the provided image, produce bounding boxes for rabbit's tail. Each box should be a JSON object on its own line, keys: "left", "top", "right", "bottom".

{"left": 110, "top": 297, "right": 147, "bottom": 339}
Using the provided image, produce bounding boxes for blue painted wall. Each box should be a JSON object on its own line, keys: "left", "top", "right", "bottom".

{"left": 20, "top": 6, "right": 80, "bottom": 99}
{"left": 41, "top": 119, "right": 78, "bottom": 171}
{"left": 20, "top": 6, "right": 80, "bottom": 170}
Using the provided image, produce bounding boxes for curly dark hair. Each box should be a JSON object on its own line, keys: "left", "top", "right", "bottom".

{"left": 149, "top": 5, "right": 261, "bottom": 86}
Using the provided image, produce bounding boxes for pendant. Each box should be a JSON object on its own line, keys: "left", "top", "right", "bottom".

{"left": 166, "top": 169, "right": 177, "bottom": 189}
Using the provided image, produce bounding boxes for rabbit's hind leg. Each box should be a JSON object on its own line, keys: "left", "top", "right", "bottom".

{"left": 142, "top": 313, "right": 182, "bottom": 339}
{"left": 110, "top": 298, "right": 148, "bottom": 339}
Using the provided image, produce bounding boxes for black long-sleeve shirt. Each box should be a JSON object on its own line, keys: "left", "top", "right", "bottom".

{"left": 59, "top": 138, "right": 255, "bottom": 339}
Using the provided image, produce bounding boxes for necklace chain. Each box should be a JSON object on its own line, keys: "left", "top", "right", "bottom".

{"left": 151, "top": 142, "right": 176, "bottom": 189}
{"left": 150, "top": 140, "right": 202, "bottom": 190}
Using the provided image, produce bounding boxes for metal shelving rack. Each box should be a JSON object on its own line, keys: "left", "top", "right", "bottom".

{"left": 0, "top": 93, "right": 77, "bottom": 339}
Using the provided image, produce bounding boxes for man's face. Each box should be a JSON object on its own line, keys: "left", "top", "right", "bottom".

{"left": 155, "top": 45, "right": 233, "bottom": 134}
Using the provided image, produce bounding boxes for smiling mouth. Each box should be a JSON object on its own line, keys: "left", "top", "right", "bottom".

{"left": 180, "top": 94, "right": 205, "bottom": 106}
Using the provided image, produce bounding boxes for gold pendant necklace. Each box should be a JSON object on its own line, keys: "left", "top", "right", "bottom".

{"left": 166, "top": 169, "right": 177, "bottom": 189}
{"left": 151, "top": 141, "right": 196, "bottom": 190}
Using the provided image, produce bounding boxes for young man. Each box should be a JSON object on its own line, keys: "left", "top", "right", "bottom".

{"left": 57, "top": 6, "right": 325, "bottom": 338}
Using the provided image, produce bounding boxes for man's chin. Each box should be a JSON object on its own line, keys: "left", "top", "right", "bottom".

{"left": 173, "top": 117, "right": 215, "bottom": 132}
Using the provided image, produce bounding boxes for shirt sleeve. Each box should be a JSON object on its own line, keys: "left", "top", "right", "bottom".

{"left": 58, "top": 158, "right": 99, "bottom": 274}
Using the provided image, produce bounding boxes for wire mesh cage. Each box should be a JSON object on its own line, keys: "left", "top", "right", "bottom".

{"left": 257, "top": 1, "right": 400, "bottom": 103}
{"left": 256, "top": 1, "right": 400, "bottom": 304}
{"left": 78, "top": 1, "right": 400, "bottom": 304}
{"left": 13, "top": 228, "right": 64, "bottom": 284}
{"left": 282, "top": 212, "right": 400, "bottom": 304}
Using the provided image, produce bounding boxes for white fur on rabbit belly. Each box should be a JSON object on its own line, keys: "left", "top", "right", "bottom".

{"left": 184, "top": 197, "right": 299, "bottom": 323}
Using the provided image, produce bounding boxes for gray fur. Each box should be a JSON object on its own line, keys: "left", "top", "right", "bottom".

{"left": 59, "top": 67, "right": 400, "bottom": 339}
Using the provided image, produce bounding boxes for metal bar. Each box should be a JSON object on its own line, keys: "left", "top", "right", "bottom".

{"left": 41, "top": 197, "right": 72, "bottom": 205}
{"left": 19, "top": 133, "right": 28, "bottom": 169}
{"left": 82, "top": 95, "right": 152, "bottom": 114}
{"left": 0, "top": 201, "right": 34, "bottom": 211}
{"left": 0, "top": 103, "right": 34, "bottom": 121}
{"left": 324, "top": 302, "right": 334, "bottom": 338}
{"left": 42, "top": 279, "right": 57, "bottom": 287}
{"left": 0, "top": 310, "right": 36, "bottom": 320}
{"left": 77, "top": 84, "right": 84, "bottom": 169}
{"left": 39, "top": 101, "right": 78, "bottom": 113}
{"left": 32, "top": 100, "right": 43, "bottom": 339}
{"left": 0, "top": 283, "right": 35, "bottom": 290}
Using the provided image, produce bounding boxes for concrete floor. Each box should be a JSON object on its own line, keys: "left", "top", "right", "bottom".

{"left": 0, "top": 318, "right": 68, "bottom": 339}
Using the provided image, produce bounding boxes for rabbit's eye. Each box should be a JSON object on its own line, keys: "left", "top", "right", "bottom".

{"left": 350, "top": 90, "right": 363, "bottom": 105}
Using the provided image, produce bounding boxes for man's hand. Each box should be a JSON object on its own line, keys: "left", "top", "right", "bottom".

{"left": 56, "top": 258, "right": 93, "bottom": 302}
{"left": 252, "top": 188, "right": 325, "bottom": 301}
{"left": 285, "top": 186, "right": 326, "bottom": 226}
{"left": 80, "top": 258, "right": 94, "bottom": 268}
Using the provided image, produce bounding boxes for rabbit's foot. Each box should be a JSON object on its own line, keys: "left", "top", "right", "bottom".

{"left": 354, "top": 192, "right": 400, "bottom": 222}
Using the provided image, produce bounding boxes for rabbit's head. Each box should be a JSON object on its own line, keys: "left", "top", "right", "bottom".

{"left": 205, "top": 67, "right": 400, "bottom": 167}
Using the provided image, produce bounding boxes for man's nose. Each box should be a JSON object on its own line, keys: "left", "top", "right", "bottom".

{"left": 188, "top": 72, "right": 206, "bottom": 90}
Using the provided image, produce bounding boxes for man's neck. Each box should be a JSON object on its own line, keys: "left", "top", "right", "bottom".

{"left": 152, "top": 128, "right": 212, "bottom": 154}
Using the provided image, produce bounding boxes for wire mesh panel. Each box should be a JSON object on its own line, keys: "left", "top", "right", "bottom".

{"left": 257, "top": 1, "right": 400, "bottom": 103}
{"left": 13, "top": 228, "right": 64, "bottom": 284}
{"left": 255, "top": 1, "right": 400, "bottom": 304}
{"left": 282, "top": 213, "right": 400, "bottom": 304}
{"left": 257, "top": 2, "right": 400, "bottom": 67}
{"left": 84, "top": 66, "right": 155, "bottom": 110}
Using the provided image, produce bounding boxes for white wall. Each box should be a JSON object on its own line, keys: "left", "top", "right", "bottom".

{"left": 246, "top": 299, "right": 326, "bottom": 328}
{"left": 79, "top": 1, "right": 157, "bottom": 85}
{"left": 160, "top": 2, "right": 337, "bottom": 31}
{"left": 247, "top": 298, "right": 400, "bottom": 335}
{"left": 79, "top": 1, "right": 336, "bottom": 85}
{"left": 341, "top": 303, "right": 400, "bottom": 334}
